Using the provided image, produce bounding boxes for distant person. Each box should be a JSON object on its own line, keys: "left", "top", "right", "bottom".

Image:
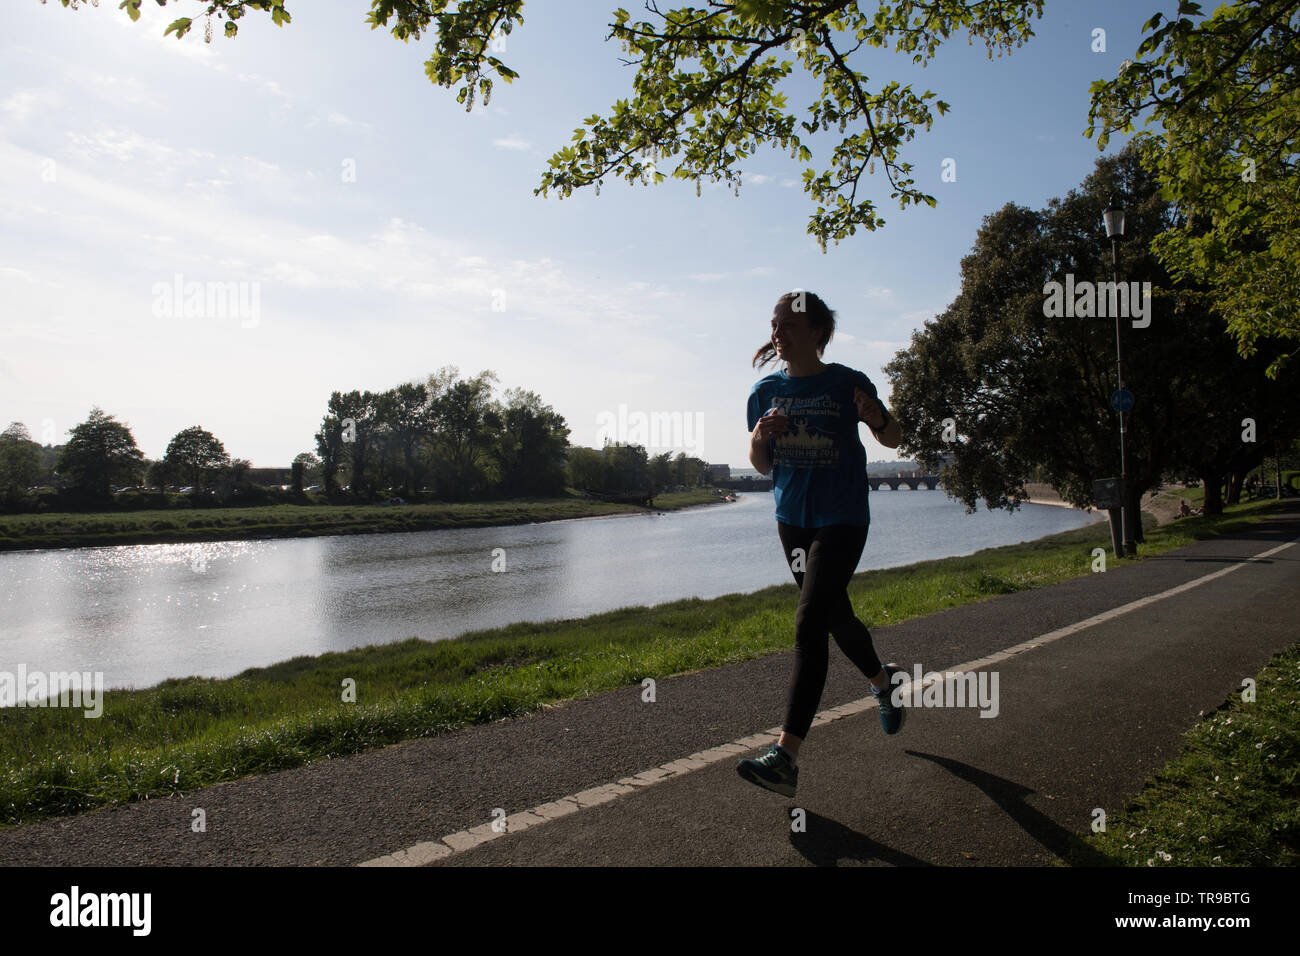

{"left": 736, "top": 290, "right": 906, "bottom": 798}
{"left": 1179, "top": 499, "right": 1191, "bottom": 518}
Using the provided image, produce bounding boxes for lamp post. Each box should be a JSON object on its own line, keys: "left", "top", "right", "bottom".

{"left": 1103, "top": 196, "right": 1137, "bottom": 556}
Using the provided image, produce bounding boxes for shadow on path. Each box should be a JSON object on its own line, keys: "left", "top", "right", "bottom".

{"left": 788, "top": 810, "right": 935, "bottom": 867}
{"left": 904, "top": 750, "right": 1117, "bottom": 867}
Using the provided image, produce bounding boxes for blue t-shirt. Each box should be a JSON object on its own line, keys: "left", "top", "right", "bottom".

{"left": 746, "top": 362, "right": 879, "bottom": 528}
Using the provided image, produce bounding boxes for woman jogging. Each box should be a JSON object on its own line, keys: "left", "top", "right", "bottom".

{"left": 737, "top": 290, "right": 905, "bottom": 798}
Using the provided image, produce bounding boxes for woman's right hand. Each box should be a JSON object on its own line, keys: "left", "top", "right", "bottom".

{"left": 752, "top": 409, "right": 789, "bottom": 446}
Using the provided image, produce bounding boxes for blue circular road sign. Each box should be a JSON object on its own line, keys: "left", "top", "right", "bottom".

{"left": 1111, "top": 389, "right": 1135, "bottom": 412}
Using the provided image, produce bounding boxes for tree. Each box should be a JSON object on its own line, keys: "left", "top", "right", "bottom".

{"left": 82, "top": 0, "right": 1045, "bottom": 251}
{"left": 375, "top": 382, "right": 433, "bottom": 497}
{"left": 648, "top": 450, "right": 675, "bottom": 492}
{"left": 672, "top": 450, "right": 709, "bottom": 487}
{"left": 886, "top": 146, "right": 1300, "bottom": 520}
{"left": 1088, "top": 0, "right": 1300, "bottom": 377}
{"left": 314, "top": 397, "right": 349, "bottom": 495}
{"left": 566, "top": 446, "right": 606, "bottom": 492}
{"left": 0, "top": 423, "right": 44, "bottom": 502}
{"left": 292, "top": 451, "right": 321, "bottom": 492}
{"left": 331, "top": 390, "right": 381, "bottom": 498}
{"left": 163, "top": 426, "right": 231, "bottom": 492}
{"left": 213, "top": 456, "right": 252, "bottom": 500}
{"left": 490, "top": 387, "right": 570, "bottom": 497}
{"left": 427, "top": 367, "right": 500, "bottom": 500}
{"left": 602, "top": 441, "right": 649, "bottom": 493}
{"left": 55, "top": 407, "right": 146, "bottom": 501}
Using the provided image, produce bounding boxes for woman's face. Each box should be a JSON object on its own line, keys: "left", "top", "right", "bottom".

{"left": 771, "top": 308, "right": 822, "bottom": 363}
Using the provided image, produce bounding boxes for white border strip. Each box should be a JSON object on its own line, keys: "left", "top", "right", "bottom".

{"left": 358, "top": 534, "right": 1299, "bottom": 866}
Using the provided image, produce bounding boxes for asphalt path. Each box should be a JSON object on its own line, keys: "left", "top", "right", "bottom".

{"left": 1, "top": 504, "right": 1296, "bottom": 867}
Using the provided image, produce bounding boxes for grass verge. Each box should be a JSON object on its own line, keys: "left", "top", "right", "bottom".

{"left": 0, "top": 497, "right": 1288, "bottom": 830}
{"left": 1063, "top": 643, "right": 1299, "bottom": 866}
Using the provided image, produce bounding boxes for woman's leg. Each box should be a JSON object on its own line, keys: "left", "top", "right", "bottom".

{"left": 827, "top": 576, "right": 884, "bottom": 683}
{"left": 775, "top": 522, "right": 876, "bottom": 757}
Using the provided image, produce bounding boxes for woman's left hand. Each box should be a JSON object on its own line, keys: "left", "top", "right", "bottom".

{"left": 854, "top": 387, "right": 884, "bottom": 429}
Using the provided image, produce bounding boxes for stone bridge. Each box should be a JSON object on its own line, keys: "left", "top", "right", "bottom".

{"left": 716, "top": 473, "right": 941, "bottom": 492}
{"left": 869, "top": 474, "right": 941, "bottom": 491}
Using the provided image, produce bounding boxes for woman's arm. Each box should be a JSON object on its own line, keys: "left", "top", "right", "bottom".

{"left": 854, "top": 389, "right": 902, "bottom": 449}
{"left": 749, "top": 409, "right": 785, "bottom": 475}
{"left": 749, "top": 434, "right": 773, "bottom": 475}
{"left": 868, "top": 414, "right": 903, "bottom": 449}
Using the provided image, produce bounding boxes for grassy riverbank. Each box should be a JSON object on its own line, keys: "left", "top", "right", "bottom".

{"left": 0, "top": 497, "right": 1285, "bottom": 829}
{"left": 0, "top": 488, "right": 724, "bottom": 553}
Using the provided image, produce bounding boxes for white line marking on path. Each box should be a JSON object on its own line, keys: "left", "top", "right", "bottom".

{"left": 358, "top": 534, "right": 1299, "bottom": 866}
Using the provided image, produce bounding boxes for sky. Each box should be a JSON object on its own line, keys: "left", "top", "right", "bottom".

{"left": 1, "top": 0, "right": 1150, "bottom": 469}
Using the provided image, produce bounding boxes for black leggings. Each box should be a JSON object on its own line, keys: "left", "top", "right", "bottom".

{"left": 776, "top": 522, "right": 883, "bottom": 740}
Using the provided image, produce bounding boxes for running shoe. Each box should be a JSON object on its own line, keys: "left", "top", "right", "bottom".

{"left": 872, "top": 663, "right": 906, "bottom": 734}
{"left": 736, "top": 744, "right": 798, "bottom": 797}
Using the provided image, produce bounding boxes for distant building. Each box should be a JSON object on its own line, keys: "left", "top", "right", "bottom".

{"left": 706, "top": 463, "right": 731, "bottom": 481}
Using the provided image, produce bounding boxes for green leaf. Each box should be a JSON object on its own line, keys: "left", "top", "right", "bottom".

{"left": 119, "top": 0, "right": 142, "bottom": 23}
{"left": 164, "top": 17, "right": 192, "bottom": 39}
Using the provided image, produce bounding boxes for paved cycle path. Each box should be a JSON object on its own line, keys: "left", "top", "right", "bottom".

{"left": 2, "top": 505, "right": 1296, "bottom": 866}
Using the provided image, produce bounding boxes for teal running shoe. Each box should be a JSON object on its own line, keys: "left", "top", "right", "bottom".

{"left": 872, "top": 663, "right": 906, "bottom": 735}
{"left": 736, "top": 744, "right": 798, "bottom": 797}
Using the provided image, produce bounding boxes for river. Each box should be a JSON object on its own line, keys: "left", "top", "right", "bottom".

{"left": 0, "top": 492, "right": 1101, "bottom": 691}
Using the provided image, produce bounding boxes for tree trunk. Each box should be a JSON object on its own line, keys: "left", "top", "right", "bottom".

{"left": 1126, "top": 483, "right": 1146, "bottom": 543}
{"left": 1225, "top": 470, "right": 1244, "bottom": 505}
{"left": 1201, "top": 474, "right": 1224, "bottom": 515}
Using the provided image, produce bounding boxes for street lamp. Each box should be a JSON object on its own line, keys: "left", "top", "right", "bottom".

{"left": 1103, "top": 196, "right": 1137, "bottom": 556}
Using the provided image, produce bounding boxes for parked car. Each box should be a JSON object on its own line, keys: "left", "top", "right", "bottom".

{"left": 304, "top": 485, "right": 323, "bottom": 492}
{"left": 178, "top": 486, "right": 194, "bottom": 494}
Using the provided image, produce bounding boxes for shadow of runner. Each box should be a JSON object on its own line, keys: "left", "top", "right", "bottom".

{"left": 904, "top": 750, "right": 1116, "bottom": 867}
{"left": 789, "top": 811, "right": 934, "bottom": 867}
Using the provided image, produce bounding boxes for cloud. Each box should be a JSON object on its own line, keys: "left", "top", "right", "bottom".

{"left": 0, "top": 266, "right": 42, "bottom": 284}
{"left": 325, "top": 111, "right": 370, "bottom": 130}
{"left": 69, "top": 68, "right": 161, "bottom": 109}
{"left": 238, "top": 72, "right": 292, "bottom": 102}
{"left": 745, "top": 173, "right": 772, "bottom": 185}
{"left": 0, "top": 131, "right": 706, "bottom": 441}
{"left": 493, "top": 135, "right": 531, "bottom": 151}
{"left": 0, "top": 88, "right": 61, "bottom": 122}
{"left": 65, "top": 127, "right": 191, "bottom": 167}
